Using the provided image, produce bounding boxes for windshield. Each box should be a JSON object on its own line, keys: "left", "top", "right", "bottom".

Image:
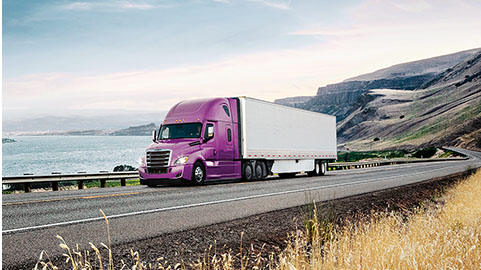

{"left": 158, "top": 123, "right": 203, "bottom": 140}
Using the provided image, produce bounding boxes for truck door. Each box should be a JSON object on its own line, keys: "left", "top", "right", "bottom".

{"left": 221, "top": 124, "right": 234, "bottom": 159}
{"left": 202, "top": 122, "right": 217, "bottom": 161}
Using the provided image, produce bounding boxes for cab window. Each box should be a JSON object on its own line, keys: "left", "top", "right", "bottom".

{"left": 227, "top": 128, "right": 232, "bottom": 142}
{"left": 222, "top": 105, "right": 230, "bottom": 117}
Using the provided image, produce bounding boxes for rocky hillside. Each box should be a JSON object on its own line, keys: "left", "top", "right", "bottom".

{"left": 345, "top": 48, "right": 480, "bottom": 81}
{"left": 339, "top": 51, "right": 481, "bottom": 150}
{"left": 276, "top": 48, "right": 481, "bottom": 151}
{"left": 275, "top": 48, "right": 480, "bottom": 123}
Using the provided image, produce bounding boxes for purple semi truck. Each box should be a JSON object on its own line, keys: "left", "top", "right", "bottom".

{"left": 139, "top": 97, "right": 337, "bottom": 186}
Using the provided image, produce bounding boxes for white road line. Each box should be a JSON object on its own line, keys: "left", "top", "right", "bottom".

{"left": 2, "top": 165, "right": 463, "bottom": 234}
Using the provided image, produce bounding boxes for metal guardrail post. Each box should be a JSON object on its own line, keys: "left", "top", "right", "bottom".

{"left": 100, "top": 179, "right": 107, "bottom": 188}
{"left": 24, "top": 183, "right": 31, "bottom": 193}
{"left": 78, "top": 180, "right": 84, "bottom": 189}
{"left": 52, "top": 172, "right": 61, "bottom": 191}
{"left": 121, "top": 179, "right": 126, "bottom": 186}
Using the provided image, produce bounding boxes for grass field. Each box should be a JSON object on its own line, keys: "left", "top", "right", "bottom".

{"left": 278, "top": 169, "right": 481, "bottom": 270}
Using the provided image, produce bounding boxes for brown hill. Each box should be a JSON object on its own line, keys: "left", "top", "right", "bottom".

{"left": 337, "top": 51, "right": 481, "bottom": 151}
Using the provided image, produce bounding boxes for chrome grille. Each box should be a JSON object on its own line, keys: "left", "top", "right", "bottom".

{"left": 146, "top": 149, "right": 171, "bottom": 174}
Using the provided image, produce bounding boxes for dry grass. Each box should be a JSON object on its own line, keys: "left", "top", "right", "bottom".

{"left": 279, "top": 169, "right": 481, "bottom": 269}
{"left": 37, "top": 170, "right": 481, "bottom": 269}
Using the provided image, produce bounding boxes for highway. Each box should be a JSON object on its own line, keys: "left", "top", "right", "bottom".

{"left": 2, "top": 148, "right": 481, "bottom": 268}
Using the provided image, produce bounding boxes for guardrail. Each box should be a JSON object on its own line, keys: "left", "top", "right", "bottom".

{"left": 2, "top": 157, "right": 467, "bottom": 193}
{"left": 328, "top": 157, "right": 467, "bottom": 171}
{"left": 2, "top": 171, "right": 139, "bottom": 193}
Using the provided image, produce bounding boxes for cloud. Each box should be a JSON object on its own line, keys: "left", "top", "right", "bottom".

{"left": 4, "top": 0, "right": 481, "bottom": 119}
{"left": 211, "top": 0, "right": 290, "bottom": 10}
{"left": 63, "top": 1, "right": 169, "bottom": 11}
{"left": 211, "top": 0, "right": 232, "bottom": 3}
{"left": 291, "top": 0, "right": 481, "bottom": 42}
{"left": 248, "top": 0, "right": 290, "bottom": 10}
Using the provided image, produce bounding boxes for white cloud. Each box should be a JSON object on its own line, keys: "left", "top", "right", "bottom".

{"left": 248, "top": 0, "right": 290, "bottom": 10}
{"left": 63, "top": 1, "right": 168, "bottom": 11}
{"left": 211, "top": 0, "right": 232, "bottom": 3}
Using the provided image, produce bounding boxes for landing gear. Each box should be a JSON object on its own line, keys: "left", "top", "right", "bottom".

{"left": 279, "top": 173, "right": 296, "bottom": 179}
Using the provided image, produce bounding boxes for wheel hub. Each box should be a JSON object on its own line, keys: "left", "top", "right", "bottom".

{"left": 195, "top": 167, "right": 204, "bottom": 182}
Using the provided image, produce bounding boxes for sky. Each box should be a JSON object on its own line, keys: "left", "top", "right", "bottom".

{"left": 3, "top": 0, "right": 481, "bottom": 120}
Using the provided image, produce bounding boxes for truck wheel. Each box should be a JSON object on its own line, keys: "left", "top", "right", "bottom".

{"left": 242, "top": 162, "right": 254, "bottom": 181}
{"left": 260, "top": 161, "right": 268, "bottom": 179}
{"left": 320, "top": 161, "right": 327, "bottom": 176}
{"left": 192, "top": 162, "right": 206, "bottom": 185}
{"left": 254, "top": 161, "right": 266, "bottom": 180}
{"left": 308, "top": 161, "right": 320, "bottom": 177}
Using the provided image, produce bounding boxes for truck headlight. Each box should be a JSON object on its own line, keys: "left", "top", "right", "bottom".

{"left": 138, "top": 156, "right": 146, "bottom": 167}
{"left": 174, "top": 156, "right": 189, "bottom": 165}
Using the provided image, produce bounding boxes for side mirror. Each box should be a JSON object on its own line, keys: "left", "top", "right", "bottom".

{"left": 152, "top": 129, "right": 157, "bottom": 142}
{"left": 203, "top": 125, "right": 214, "bottom": 143}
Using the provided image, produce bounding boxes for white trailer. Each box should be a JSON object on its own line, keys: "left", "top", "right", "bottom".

{"left": 239, "top": 97, "right": 337, "bottom": 177}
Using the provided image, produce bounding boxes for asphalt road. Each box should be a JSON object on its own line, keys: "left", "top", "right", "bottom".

{"left": 2, "top": 147, "right": 481, "bottom": 268}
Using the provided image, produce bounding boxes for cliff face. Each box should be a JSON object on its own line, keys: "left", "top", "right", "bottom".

{"left": 276, "top": 48, "right": 481, "bottom": 150}
{"left": 296, "top": 74, "right": 433, "bottom": 121}
{"left": 275, "top": 49, "right": 480, "bottom": 122}
{"left": 337, "top": 51, "right": 481, "bottom": 150}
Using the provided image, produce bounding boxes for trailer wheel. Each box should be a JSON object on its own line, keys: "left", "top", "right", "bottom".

{"left": 192, "top": 162, "right": 206, "bottom": 185}
{"left": 242, "top": 162, "right": 254, "bottom": 181}
{"left": 320, "top": 161, "right": 327, "bottom": 176}
{"left": 308, "top": 161, "right": 320, "bottom": 177}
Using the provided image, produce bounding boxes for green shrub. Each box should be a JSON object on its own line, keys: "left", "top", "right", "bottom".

{"left": 413, "top": 147, "right": 437, "bottom": 159}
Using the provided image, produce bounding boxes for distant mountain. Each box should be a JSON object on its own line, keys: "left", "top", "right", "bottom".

{"left": 336, "top": 50, "right": 481, "bottom": 150}
{"left": 275, "top": 48, "right": 480, "bottom": 123}
{"left": 2, "top": 112, "right": 165, "bottom": 133}
{"left": 5, "top": 123, "right": 158, "bottom": 137}
{"left": 276, "top": 48, "right": 481, "bottom": 151}
{"left": 273, "top": 96, "right": 313, "bottom": 107}
{"left": 110, "top": 123, "right": 157, "bottom": 136}
{"left": 344, "top": 48, "right": 480, "bottom": 81}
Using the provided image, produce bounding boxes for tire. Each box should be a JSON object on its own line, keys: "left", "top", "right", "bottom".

{"left": 320, "top": 161, "right": 327, "bottom": 176}
{"left": 254, "top": 161, "right": 266, "bottom": 180}
{"left": 242, "top": 162, "right": 254, "bottom": 181}
{"left": 192, "top": 162, "right": 206, "bottom": 185}
{"left": 147, "top": 183, "right": 157, "bottom": 187}
{"left": 308, "top": 161, "right": 321, "bottom": 177}
{"left": 260, "top": 161, "right": 268, "bottom": 179}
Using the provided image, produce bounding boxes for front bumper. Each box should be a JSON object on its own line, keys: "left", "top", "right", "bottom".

{"left": 139, "top": 164, "right": 193, "bottom": 184}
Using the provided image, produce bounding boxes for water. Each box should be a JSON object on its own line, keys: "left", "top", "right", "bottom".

{"left": 2, "top": 136, "right": 152, "bottom": 176}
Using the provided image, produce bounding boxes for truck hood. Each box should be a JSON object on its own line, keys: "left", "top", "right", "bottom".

{"left": 146, "top": 139, "right": 201, "bottom": 161}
